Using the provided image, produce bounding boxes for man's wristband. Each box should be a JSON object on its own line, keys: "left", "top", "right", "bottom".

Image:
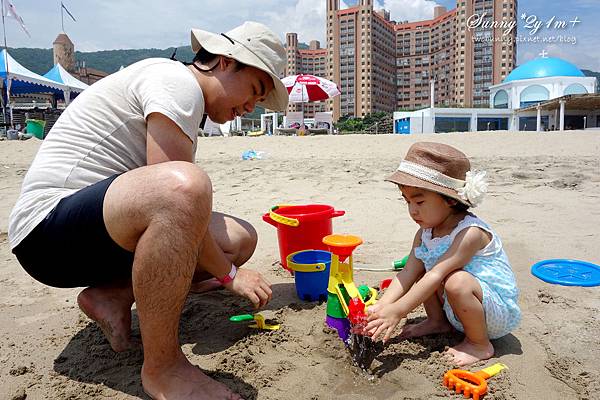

{"left": 217, "top": 264, "right": 237, "bottom": 285}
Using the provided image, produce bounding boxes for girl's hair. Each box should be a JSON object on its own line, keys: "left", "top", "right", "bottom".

{"left": 193, "top": 48, "right": 247, "bottom": 71}
{"left": 441, "top": 194, "right": 470, "bottom": 212}
{"left": 398, "top": 184, "right": 470, "bottom": 212}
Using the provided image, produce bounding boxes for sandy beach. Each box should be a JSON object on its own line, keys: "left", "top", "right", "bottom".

{"left": 1, "top": 131, "right": 599, "bottom": 400}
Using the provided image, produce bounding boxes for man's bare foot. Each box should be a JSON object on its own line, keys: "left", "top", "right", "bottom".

{"left": 189, "top": 277, "right": 223, "bottom": 294}
{"left": 142, "top": 356, "right": 243, "bottom": 400}
{"left": 446, "top": 338, "right": 494, "bottom": 366}
{"left": 77, "top": 285, "right": 135, "bottom": 352}
{"left": 398, "top": 318, "right": 453, "bottom": 340}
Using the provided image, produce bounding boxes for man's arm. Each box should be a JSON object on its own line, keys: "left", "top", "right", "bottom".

{"left": 146, "top": 112, "right": 195, "bottom": 164}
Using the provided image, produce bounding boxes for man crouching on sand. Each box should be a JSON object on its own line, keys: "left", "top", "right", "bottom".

{"left": 8, "top": 21, "right": 289, "bottom": 400}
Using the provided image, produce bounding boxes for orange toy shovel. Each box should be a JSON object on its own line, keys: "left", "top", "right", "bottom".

{"left": 443, "top": 363, "right": 507, "bottom": 400}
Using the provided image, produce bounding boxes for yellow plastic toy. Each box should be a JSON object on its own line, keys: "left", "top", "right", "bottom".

{"left": 229, "top": 313, "right": 280, "bottom": 331}
{"left": 443, "top": 363, "right": 507, "bottom": 400}
{"left": 323, "top": 234, "right": 377, "bottom": 316}
{"left": 269, "top": 205, "right": 300, "bottom": 227}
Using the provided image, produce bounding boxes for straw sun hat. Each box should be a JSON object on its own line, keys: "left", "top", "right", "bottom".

{"left": 191, "top": 21, "right": 289, "bottom": 111}
{"left": 385, "top": 142, "right": 488, "bottom": 207}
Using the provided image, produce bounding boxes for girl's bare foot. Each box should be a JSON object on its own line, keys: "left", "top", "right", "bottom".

{"left": 77, "top": 286, "right": 135, "bottom": 352}
{"left": 446, "top": 338, "right": 494, "bottom": 366}
{"left": 398, "top": 318, "right": 453, "bottom": 339}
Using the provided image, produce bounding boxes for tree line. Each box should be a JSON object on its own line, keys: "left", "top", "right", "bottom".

{"left": 7, "top": 46, "right": 196, "bottom": 75}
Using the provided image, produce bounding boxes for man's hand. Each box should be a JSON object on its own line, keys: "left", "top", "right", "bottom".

{"left": 223, "top": 269, "right": 272, "bottom": 309}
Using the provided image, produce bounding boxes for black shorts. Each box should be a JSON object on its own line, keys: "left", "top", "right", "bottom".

{"left": 12, "top": 175, "right": 134, "bottom": 288}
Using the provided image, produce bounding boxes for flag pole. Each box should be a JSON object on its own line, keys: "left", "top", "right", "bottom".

{"left": 60, "top": 1, "right": 64, "bottom": 32}
{"left": 1, "top": 0, "right": 12, "bottom": 127}
{"left": 1, "top": 0, "right": 8, "bottom": 48}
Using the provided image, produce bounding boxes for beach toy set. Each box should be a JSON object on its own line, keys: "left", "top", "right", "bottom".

{"left": 262, "top": 203, "right": 374, "bottom": 305}
{"left": 320, "top": 234, "right": 377, "bottom": 342}
{"left": 262, "top": 204, "right": 344, "bottom": 272}
{"left": 287, "top": 232, "right": 381, "bottom": 369}
{"left": 263, "top": 205, "right": 380, "bottom": 353}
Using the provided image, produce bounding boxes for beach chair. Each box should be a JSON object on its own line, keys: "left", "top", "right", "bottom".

{"left": 275, "top": 128, "right": 297, "bottom": 136}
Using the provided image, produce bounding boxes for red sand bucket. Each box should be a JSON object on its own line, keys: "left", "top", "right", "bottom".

{"left": 262, "top": 204, "right": 345, "bottom": 271}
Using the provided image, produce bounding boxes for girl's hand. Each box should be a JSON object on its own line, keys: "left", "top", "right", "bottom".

{"left": 365, "top": 303, "right": 404, "bottom": 343}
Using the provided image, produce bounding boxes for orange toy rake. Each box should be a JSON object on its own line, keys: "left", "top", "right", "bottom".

{"left": 443, "top": 363, "right": 506, "bottom": 400}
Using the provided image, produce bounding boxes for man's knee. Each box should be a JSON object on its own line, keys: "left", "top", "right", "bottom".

{"left": 163, "top": 162, "right": 211, "bottom": 202}
{"left": 147, "top": 162, "right": 212, "bottom": 222}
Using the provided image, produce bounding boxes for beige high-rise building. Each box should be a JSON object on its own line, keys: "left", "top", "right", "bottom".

{"left": 326, "top": 0, "right": 396, "bottom": 120}
{"left": 285, "top": 33, "right": 328, "bottom": 118}
{"left": 325, "top": 0, "right": 517, "bottom": 119}
{"left": 454, "top": 0, "right": 517, "bottom": 107}
{"left": 395, "top": 6, "right": 456, "bottom": 110}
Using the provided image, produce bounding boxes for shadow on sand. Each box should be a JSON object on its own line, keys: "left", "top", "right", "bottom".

{"left": 53, "top": 282, "right": 314, "bottom": 399}
{"left": 370, "top": 316, "right": 523, "bottom": 378}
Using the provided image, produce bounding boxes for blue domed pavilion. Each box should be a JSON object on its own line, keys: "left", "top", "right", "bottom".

{"left": 394, "top": 56, "right": 599, "bottom": 134}
{"left": 503, "top": 57, "right": 585, "bottom": 83}
{"left": 490, "top": 57, "right": 595, "bottom": 110}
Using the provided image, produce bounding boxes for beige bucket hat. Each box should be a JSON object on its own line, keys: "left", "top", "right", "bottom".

{"left": 191, "top": 21, "right": 289, "bottom": 111}
{"left": 385, "top": 142, "right": 488, "bottom": 207}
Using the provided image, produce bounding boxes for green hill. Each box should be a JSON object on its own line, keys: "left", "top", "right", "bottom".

{"left": 8, "top": 46, "right": 600, "bottom": 95}
{"left": 7, "top": 46, "right": 196, "bottom": 75}
{"left": 9, "top": 42, "right": 315, "bottom": 76}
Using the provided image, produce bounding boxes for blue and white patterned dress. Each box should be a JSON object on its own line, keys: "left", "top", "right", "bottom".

{"left": 414, "top": 214, "right": 521, "bottom": 339}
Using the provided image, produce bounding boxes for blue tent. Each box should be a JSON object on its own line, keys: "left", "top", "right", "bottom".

{"left": 43, "top": 63, "right": 88, "bottom": 93}
{"left": 0, "top": 49, "right": 66, "bottom": 96}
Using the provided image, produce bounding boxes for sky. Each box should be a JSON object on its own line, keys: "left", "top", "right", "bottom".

{"left": 2, "top": 0, "right": 599, "bottom": 71}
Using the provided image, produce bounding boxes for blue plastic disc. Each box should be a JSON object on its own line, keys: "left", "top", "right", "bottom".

{"left": 531, "top": 259, "right": 600, "bottom": 287}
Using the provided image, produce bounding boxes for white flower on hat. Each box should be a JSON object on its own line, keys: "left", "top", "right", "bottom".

{"left": 457, "top": 170, "right": 488, "bottom": 207}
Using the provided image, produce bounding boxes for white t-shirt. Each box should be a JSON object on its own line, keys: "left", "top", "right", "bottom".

{"left": 8, "top": 58, "right": 204, "bottom": 249}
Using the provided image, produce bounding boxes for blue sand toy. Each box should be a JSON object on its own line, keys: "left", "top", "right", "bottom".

{"left": 531, "top": 259, "right": 600, "bottom": 287}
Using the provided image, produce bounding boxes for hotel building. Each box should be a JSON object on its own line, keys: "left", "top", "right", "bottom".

{"left": 322, "top": 0, "right": 517, "bottom": 120}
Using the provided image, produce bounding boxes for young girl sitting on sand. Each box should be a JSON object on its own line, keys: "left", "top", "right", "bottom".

{"left": 365, "top": 142, "right": 520, "bottom": 366}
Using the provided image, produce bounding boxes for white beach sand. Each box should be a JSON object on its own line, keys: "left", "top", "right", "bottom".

{"left": 1, "top": 131, "right": 599, "bottom": 399}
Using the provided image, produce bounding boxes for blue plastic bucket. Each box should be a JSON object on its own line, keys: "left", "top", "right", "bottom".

{"left": 286, "top": 250, "right": 331, "bottom": 302}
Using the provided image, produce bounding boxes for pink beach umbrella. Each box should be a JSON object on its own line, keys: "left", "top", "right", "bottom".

{"left": 282, "top": 74, "right": 341, "bottom": 103}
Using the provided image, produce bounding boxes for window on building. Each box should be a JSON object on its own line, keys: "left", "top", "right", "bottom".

{"left": 520, "top": 85, "right": 550, "bottom": 108}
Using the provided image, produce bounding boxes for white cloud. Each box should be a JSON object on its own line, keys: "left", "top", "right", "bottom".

{"left": 6, "top": 0, "right": 432, "bottom": 51}
{"left": 378, "top": 0, "right": 439, "bottom": 23}
{"left": 264, "top": 0, "right": 352, "bottom": 45}
{"left": 5, "top": 0, "right": 358, "bottom": 51}
{"left": 10, "top": 0, "right": 596, "bottom": 71}
{"left": 263, "top": 0, "right": 328, "bottom": 45}
{"left": 545, "top": 43, "right": 600, "bottom": 71}
{"left": 517, "top": 36, "right": 600, "bottom": 72}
